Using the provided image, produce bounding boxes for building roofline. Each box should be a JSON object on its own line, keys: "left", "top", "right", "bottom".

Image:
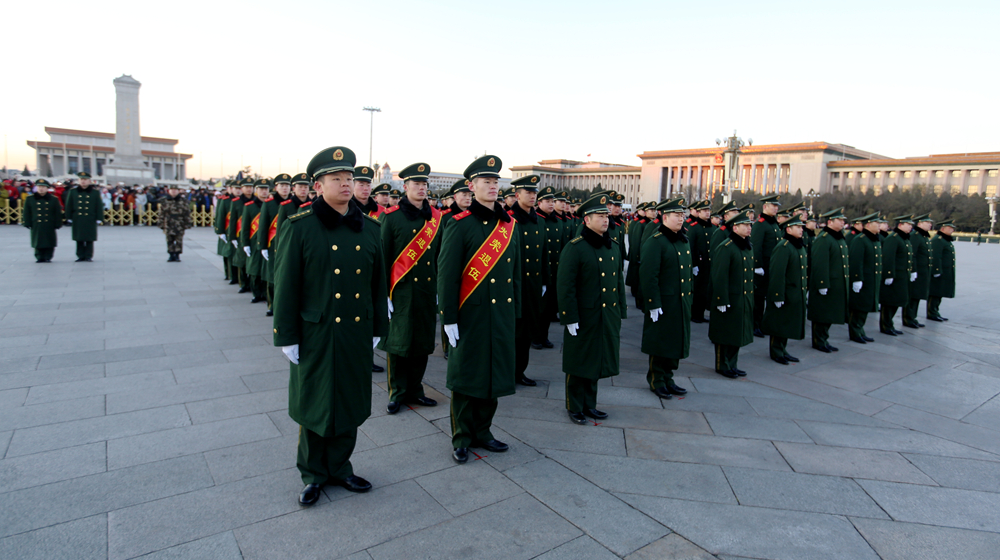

{"left": 44, "top": 126, "right": 180, "bottom": 145}
{"left": 27, "top": 140, "right": 192, "bottom": 159}
{"left": 828, "top": 154, "right": 1000, "bottom": 168}
{"left": 509, "top": 164, "right": 641, "bottom": 173}
{"left": 637, "top": 141, "right": 888, "bottom": 161}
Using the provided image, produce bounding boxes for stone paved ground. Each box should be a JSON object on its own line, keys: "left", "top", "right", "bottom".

{"left": 1, "top": 225, "right": 999, "bottom": 560}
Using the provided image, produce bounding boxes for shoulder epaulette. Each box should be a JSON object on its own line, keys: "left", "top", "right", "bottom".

{"left": 265, "top": 197, "right": 274, "bottom": 202}
{"left": 819, "top": 231, "right": 827, "bottom": 237}
{"left": 244, "top": 201, "right": 255, "bottom": 206}
{"left": 570, "top": 236, "right": 583, "bottom": 244}
{"left": 453, "top": 210, "right": 471, "bottom": 221}
{"left": 507, "top": 209, "right": 515, "bottom": 216}
{"left": 723, "top": 239, "right": 732, "bottom": 246}
{"left": 758, "top": 217, "right": 765, "bottom": 222}
{"left": 300, "top": 201, "right": 313, "bottom": 207}
{"left": 219, "top": 195, "right": 229, "bottom": 200}
{"left": 653, "top": 219, "right": 660, "bottom": 224}
{"left": 720, "top": 225, "right": 727, "bottom": 231}
{"left": 288, "top": 207, "right": 313, "bottom": 222}
{"left": 383, "top": 205, "right": 400, "bottom": 215}
{"left": 653, "top": 232, "right": 662, "bottom": 238}
{"left": 441, "top": 208, "right": 452, "bottom": 215}
{"left": 364, "top": 214, "right": 381, "bottom": 225}
{"left": 280, "top": 199, "right": 293, "bottom": 205}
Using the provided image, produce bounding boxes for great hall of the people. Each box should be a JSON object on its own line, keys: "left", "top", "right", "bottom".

{"left": 511, "top": 143, "right": 1000, "bottom": 209}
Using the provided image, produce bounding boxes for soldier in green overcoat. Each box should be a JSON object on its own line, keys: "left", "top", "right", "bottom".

{"left": 709, "top": 201, "right": 740, "bottom": 250}
{"left": 257, "top": 174, "right": 292, "bottom": 316}
{"left": 639, "top": 198, "right": 691, "bottom": 399}
{"left": 762, "top": 216, "right": 808, "bottom": 364}
{"left": 879, "top": 215, "right": 914, "bottom": 335}
{"left": 709, "top": 210, "right": 754, "bottom": 378}
{"left": 63, "top": 172, "right": 104, "bottom": 262}
{"left": 509, "top": 175, "right": 549, "bottom": 386}
{"left": 272, "top": 146, "right": 388, "bottom": 505}
{"left": 928, "top": 220, "right": 956, "bottom": 321}
{"left": 22, "top": 178, "right": 63, "bottom": 262}
{"left": 439, "top": 179, "right": 473, "bottom": 359}
{"left": 625, "top": 202, "right": 650, "bottom": 307}
{"left": 751, "top": 194, "right": 782, "bottom": 336}
{"left": 438, "top": 155, "right": 521, "bottom": 464}
{"left": 157, "top": 186, "right": 194, "bottom": 262}
{"left": 381, "top": 163, "right": 442, "bottom": 412}
{"left": 808, "top": 208, "right": 850, "bottom": 352}
{"left": 241, "top": 179, "right": 270, "bottom": 303}
{"left": 558, "top": 194, "right": 627, "bottom": 424}
{"left": 214, "top": 183, "right": 234, "bottom": 281}
{"left": 903, "top": 214, "right": 933, "bottom": 328}
{"left": 633, "top": 205, "right": 663, "bottom": 313}
{"left": 228, "top": 178, "right": 254, "bottom": 290}
{"left": 847, "top": 213, "right": 882, "bottom": 344}
{"left": 534, "top": 186, "right": 562, "bottom": 353}
{"left": 687, "top": 199, "right": 714, "bottom": 323}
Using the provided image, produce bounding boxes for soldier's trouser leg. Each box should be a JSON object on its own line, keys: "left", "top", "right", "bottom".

{"left": 35, "top": 247, "right": 55, "bottom": 261}
{"left": 714, "top": 344, "right": 740, "bottom": 372}
{"left": 296, "top": 426, "right": 357, "bottom": 485}
{"left": 386, "top": 353, "right": 428, "bottom": 403}
{"left": 514, "top": 320, "right": 532, "bottom": 379}
{"left": 566, "top": 374, "right": 598, "bottom": 412}
{"left": 646, "top": 355, "right": 679, "bottom": 390}
{"left": 76, "top": 241, "right": 94, "bottom": 259}
{"left": 239, "top": 266, "right": 249, "bottom": 288}
{"left": 251, "top": 275, "right": 266, "bottom": 299}
{"left": 632, "top": 283, "right": 644, "bottom": 312}
{"left": 880, "top": 306, "right": 898, "bottom": 332}
{"left": 812, "top": 322, "right": 831, "bottom": 347}
{"left": 770, "top": 336, "right": 788, "bottom": 359}
{"left": 223, "top": 256, "right": 231, "bottom": 280}
{"left": 753, "top": 274, "right": 766, "bottom": 330}
{"left": 266, "top": 282, "right": 274, "bottom": 311}
{"left": 692, "top": 279, "right": 709, "bottom": 320}
{"left": 902, "top": 298, "right": 921, "bottom": 325}
{"left": 166, "top": 232, "right": 184, "bottom": 254}
{"left": 849, "top": 311, "right": 869, "bottom": 339}
{"left": 928, "top": 296, "right": 943, "bottom": 319}
{"left": 450, "top": 392, "right": 497, "bottom": 448}
{"left": 231, "top": 263, "right": 241, "bottom": 283}
{"left": 440, "top": 323, "right": 449, "bottom": 357}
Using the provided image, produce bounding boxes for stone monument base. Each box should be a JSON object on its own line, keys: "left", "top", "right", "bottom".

{"left": 104, "top": 164, "right": 155, "bottom": 184}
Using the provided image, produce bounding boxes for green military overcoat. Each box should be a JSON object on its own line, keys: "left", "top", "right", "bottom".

{"left": 227, "top": 195, "right": 250, "bottom": 267}
{"left": 879, "top": 230, "right": 913, "bottom": 308}
{"left": 256, "top": 194, "right": 288, "bottom": 283}
{"left": 64, "top": 186, "right": 103, "bottom": 241}
{"left": 510, "top": 203, "right": 549, "bottom": 337}
{"left": 751, "top": 213, "right": 781, "bottom": 292}
{"left": 639, "top": 225, "right": 692, "bottom": 358}
{"left": 848, "top": 230, "right": 882, "bottom": 312}
{"left": 909, "top": 228, "right": 931, "bottom": 300}
{"left": 438, "top": 201, "right": 521, "bottom": 399}
{"left": 23, "top": 192, "right": 63, "bottom": 248}
{"left": 762, "top": 236, "right": 808, "bottom": 340}
{"left": 929, "top": 232, "right": 956, "bottom": 298}
{"left": 709, "top": 233, "right": 754, "bottom": 347}
{"left": 808, "top": 228, "right": 850, "bottom": 324}
{"left": 624, "top": 218, "right": 648, "bottom": 288}
{"left": 214, "top": 196, "right": 232, "bottom": 257}
{"left": 558, "top": 227, "right": 627, "bottom": 379}
{"left": 241, "top": 199, "right": 264, "bottom": 277}
{"left": 688, "top": 216, "right": 714, "bottom": 305}
{"left": 272, "top": 198, "right": 388, "bottom": 437}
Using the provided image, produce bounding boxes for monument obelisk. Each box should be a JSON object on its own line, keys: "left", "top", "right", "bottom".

{"left": 103, "top": 74, "right": 154, "bottom": 183}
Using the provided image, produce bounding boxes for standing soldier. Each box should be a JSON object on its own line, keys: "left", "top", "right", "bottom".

{"left": 535, "top": 186, "right": 562, "bottom": 352}
{"left": 559, "top": 193, "right": 627, "bottom": 423}
{"left": 502, "top": 187, "right": 518, "bottom": 212}
{"left": 927, "top": 219, "right": 956, "bottom": 322}
{"left": 388, "top": 188, "right": 402, "bottom": 207}
{"left": 710, "top": 201, "right": 740, "bottom": 250}
{"left": 639, "top": 198, "right": 691, "bottom": 399}
{"left": 751, "top": 194, "right": 782, "bottom": 337}
{"left": 808, "top": 208, "right": 850, "bottom": 352}
{"left": 509, "top": 174, "right": 546, "bottom": 386}
{"left": 381, "top": 162, "right": 442, "bottom": 413}
{"left": 215, "top": 182, "right": 234, "bottom": 282}
{"left": 903, "top": 213, "right": 932, "bottom": 329}
{"left": 879, "top": 215, "right": 915, "bottom": 336}
{"left": 438, "top": 155, "right": 520, "bottom": 464}
{"left": 624, "top": 202, "right": 649, "bottom": 304}
{"left": 272, "top": 174, "right": 312, "bottom": 286}
{"left": 22, "top": 178, "right": 62, "bottom": 263}
{"left": 439, "top": 178, "right": 473, "bottom": 360}
{"left": 632, "top": 203, "right": 663, "bottom": 313}
{"left": 372, "top": 183, "right": 391, "bottom": 209}
{"left": 63, "top": 172, "right": 103, "bottom": 262}
{"left": 228, "top": 178, "right": 254, "bottom": 292}
{"left": 352, "top": 165, "right": 383, "bottom": 218}
{"left": 762, "top": 215, "right": 808, "bottom": 365}
{"left": 258, "top": 174, "right": 293, "bottom": 316}
{"left": 241, "top": 179, "right": 271, "bottom": 304}
{"left": 158, "top": 185, "right": 194, "bottom": 262}
{"left": 709, "top": 210, "right": 754, "bottom": 378}
{"left": 606, "top": 192, "right": 626, "bottom": 249}
{"left": 847, "top": 213, "right": 882, "bottom": 344}
{"left": 273, "top": 146, "right": 388, "bottom": 505}
{"left": 687, "top": 199, "right": 714, "bottom": 323}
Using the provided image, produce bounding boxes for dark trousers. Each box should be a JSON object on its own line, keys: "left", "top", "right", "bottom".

{"left": 166, "top": 232, "right": 184, "bottom": 254}
{"left": 441, "top": 323, "right": 450, "bottom": 357}
{"left": 34, "top": 247, "right": 54, "bottom": 261}
{"left": 646, "top": 355, "right": 678, "bottom": 390}
{"left": 566, "top": 374, "right": 598, "bottom": 413}
{"left": 386, "top": 352, "right": 429, "bottom": 403}
{"left": 812, "top": 322, "right": 831, "bottom": 347}
{"left": 880, "top": 306, "right": 899, "bottom": 332}
{"left": 928, "top": 296, "right": 943, "bottom": 319}
{"left": 266, "top": 282, "right": 275, "bottom": 311}
{"left": 250, "top": 275, "right": 266, "bottom": 299}
{"left": 715, "top": 344, "right": 740, "bottom": 372}
{"left": 515, "top": 320, "right": 532, "bottom": 379}
{"left": 75, "top": 240, "right": 94, "bottom": 260}
{"left": 236, "top": 266, "right": 248, "bottom": 288}
{"left": 769, "top": 336, "right": 789, "bottom": 359}
{"left": 296, "top": 426, "right": 357, "bottom": 485}
{"left": 223, "top": 256, "right": 231, "bottom": 280}
{"left": 692, "top": 276, "right": 710, "bottom": 320}
{"left": 848, "top": 310, "right": 869, "bottom": 339}
{"left": 753, "top": 273, "right": 767, "bottom": 330}
{"left": 632, "top": 284, "right": 644, "bottom": 312}
{"left": 902, "top": 298, "right": 922, "bottom": 326}
{"left": 450, "top": 391, "right": 498, "bottom": 449}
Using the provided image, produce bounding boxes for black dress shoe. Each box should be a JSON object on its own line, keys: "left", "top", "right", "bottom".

{"left": 667, "top": 382, "right": 687, "bottom": 395}
{"left": 785, "top": 355, "right": 800, "bottom": 363}
{"left": 892, "top": 329, "right": 904, "bottom": 336}
{"left": 542, "top": 340, "right": 554, "bottom": 349}
{"left": 568, "top": 411, "right": 587, "bottom": 424}
{"left": 453, "top": 448, "right": 469, "bottom": 463}
{"left": 716, "top": 369, "right": 739, "bottom": 379}
{"left": 917, "top": 322, "right": 925, "bottom": 328}
{"left": 827, "top": 345, "right": 839, "bottom": 352}
{"left": 386, "top": 401, "right": 401, "bottom": 414}
{"left": 584, "top": 409, "right": 608, "bottom": 420}
{"left": 771, "top": 355, "right": 790, "bottom": 365}
{"left": 266, "top": 310, "right": 273, "bottom": 317}
{"left": 735, "top": 369, "right": 748, "bottom": 377}
{"left": 813, "top": 344, "right": 833, "bottom": 353}
{"left": 651, "top": 386, "right": 672, "bottom": 399}
{"left": 298, "top": 483, "right": 322, "bottom": 506}
{"left": 372, "top": 364, "right": 384, "bottom": 373}
{"left": 477, "top": 439, "right": 509, "bottom": 453}
{"left": 516, "top": 376, "right": 537, "bottom": 387}
{"left": 250, "top": 297, "right": 266, "bottom": 303}
{"left": 927, "top": 316, "right": 945, "bottom": 322}
{"left": 902, "top": 322, "right": 920, "bottom": 329}
{"left": 530, "top": 342, "right": 544, "bottom": 350}
{"left": 229, "top": 279, "right": 239, "bottom": 285}
{"left": 862, "top": 335, "right": 874, "bottom": 342}
{"left": 850, "top": 336, "right": 868, "bottom": 344}
{"left": 413, "top": 396, "right": 438, "bottom": 407}
{"left": 84, "top": 258, "right": 93, "bottom": 262}
{"left": 336, "top": 475, "right": 372, "bottom": 493}
{"left": 75, "top": 258, "right": 85, "bottom": 262}
{"left": 754, "top": 328, "right": 765, "bottom": 338}
{"left": 238, "top": 287, "right": 250, "bottom": 293}
{"left": 880, "top": 328, "right": 897, "bottom": 336}
{"left": 36, "top": 259, "right": 44, "bottom": 263}
{"left": 691, "top": 316, "right": 707, "bottom": 324}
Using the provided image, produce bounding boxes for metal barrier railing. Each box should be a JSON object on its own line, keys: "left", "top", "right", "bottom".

{"left": 0, "top": 202, "right": 216, "bottom": 227}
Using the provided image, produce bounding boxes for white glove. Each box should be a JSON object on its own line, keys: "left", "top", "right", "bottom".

{"left": 97, "top": 221, "right": 103, "bottom": 225}
{"left": 934, "top": 273, "right": 941, "bottom": 278}
{"left": 232, "top": 240, "right": 239, "bottom": 248}
{"left": 885, "top": 278, "right": 894, "bottom": 286}
{"left": 541, "top": 285, "right": 547, "bottom": 297}
{"left": 774, "top": 301, "right": 784, "bottom": 308}
{"left": 852, "top": 281, "right": 863, "bottom": 293}
{"left": 444, "top": 324, "right": 460, "bottom": 347}
{"left": 372, "top": 337, "right": 380, "bottom": 349}
{"left": 754, "top": 268, "right": 765, "bottom": 276}
{"left": 567, "top": 323, "right": 580, "bottom": 336}
{"left": 65, "top": 219, "right": 73, "bottom": 224}
{"left": 819, "top": 289, "right": 828, "bottom": 295}
{"left": 387, "top": 297, "right": 394, "bottom": 320}
{"left": 281, "top": 345, "right": 299, "bottom": 364}
{"left": 219, "top": 234, "right": 227, "bottom": 241}
{"left": 649, "top": 308, "right": 662, "bottom": 322}
{"left": 910, "top": 272, "right": 917, "bottom": 282}
{"left": 262, "top": 249, "right": 269, "bottom": 261}
{"left": 244, "top": 246, "right": 251, "bottom": 257}
{"left": 693, "top": 266, "right": 699, "bottom": 276}
{"left": 717, "top": 305, "right": 727, "bottom": 313}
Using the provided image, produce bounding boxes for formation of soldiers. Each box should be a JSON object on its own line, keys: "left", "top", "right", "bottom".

{"left": 202, "top": 146, "right": 960, "bottom": 507}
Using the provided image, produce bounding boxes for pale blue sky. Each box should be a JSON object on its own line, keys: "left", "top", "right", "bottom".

{"left": 4, "top": 0, "right": 997, "bottom": 179}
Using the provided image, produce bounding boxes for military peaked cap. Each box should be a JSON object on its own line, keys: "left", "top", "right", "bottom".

{"left": 399, "top": 163, "right": 431, "bottom": 182}
{"left": 307, "top": 146, "right": 357, "bottom": 179}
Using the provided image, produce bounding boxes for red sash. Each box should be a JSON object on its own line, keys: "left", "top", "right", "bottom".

{"left": 459, "top": 220, "right": 513, "bottom": 308}
{"left": 267, "top": 216, "right": 278, "bottom": 246}
{"left": 250, "top": 214, "right": 259, "bottom": 238}
{"left": 236, "top": 217, "right": 242, "bottom": 236}
{"left": 389, "top": 208, "right": 442, "bottom": 296}
{"left": 369, "top": 205, "right": 386, "bottom": 219}
{"left": 225, "top": 213, "right": 230, "bottom": 229}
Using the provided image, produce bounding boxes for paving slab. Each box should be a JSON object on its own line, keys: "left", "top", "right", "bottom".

{"left": 704, "top": 412, "right": 814, "bottom": 443}
{"left": 624, "top": 534, "right": 717, "bottom": 560}
{"left": 744, "top": 396, "right": 899, "bottom": 428}
{"left": 0, "top": 387, "right": 28, "bottom": 408}
{"left": 0, "top": 514, "right": 107, "bottom": 560}
{"left": 873, "top": 404, "right": 1000, "bottom": 456}
{"left": 0, "top": 363, "right": 105, "bottom": 392}
{"left": 625, "top": 428, "right": 792, "bottom": 471}
{"left": 0, "top": 441, "right": 106, "bottom": 493}
{"left": 533, "top": 535, "right": 620, "bottom": 560}
{"left": 722, "top": 465, "right": 889, "bottom": 518}
{"left": 749, "top": 368, "right": 893, "bottom": 416}
{"left": 858, "top": 479, "right": 1000, "bottom": 533}
{"left": 962, "top": 393, "right": 1000, "bottom": 429}
{"left": 795, "top": 420, "right": 999, "bottom": 460}
{"left": 852, "top": 517, "right": 1000, "bottom": 560}
{"left": 868, "top": 366, "right": 1000, "bottom": 419}
{"left": 774, "top": 442, "right": 938, "bottom": 484}
{"left": 0, "top": 394, "right": 105, "bottom": 431}
{"left": 358, "top": 407, "right": 441, "bottom": 446}
{"left": 105, "top": 349, "right": 228, "bottom": 377}
{"left": 184, "top": 388, "right": 287, "bottom": 424}
{"left": 24, "top": 369, "right": 176, "bottom": 405}
{"left": 903, "top": 453, "right": 1000, "bottom": 492}
{"left": 493, "top": 416, "right": 628, "bottom": 456}
{"left": 414, "top": 462, "right": 524, "bottom": 516}
{"left": 690, "top": 377, "right": 807, "bottom": 401}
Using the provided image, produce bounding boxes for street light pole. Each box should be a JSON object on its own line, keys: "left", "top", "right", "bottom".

{"left": 987, "top": 195, "right": 999, "bottom": 235}
{"left": 363, "top": 107, "right": 381, "bottom": 167}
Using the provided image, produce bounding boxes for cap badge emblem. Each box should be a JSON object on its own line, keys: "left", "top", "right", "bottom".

{"left": 333, "top": 149, "right": 344, "bottom": 161}
{"left": 487, "top": 157, "right": 495, "bottom": 167}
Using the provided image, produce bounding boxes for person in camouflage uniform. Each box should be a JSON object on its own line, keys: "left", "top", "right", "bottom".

{"left": 158, "top": 186, "right": 194, "bottom": 262}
